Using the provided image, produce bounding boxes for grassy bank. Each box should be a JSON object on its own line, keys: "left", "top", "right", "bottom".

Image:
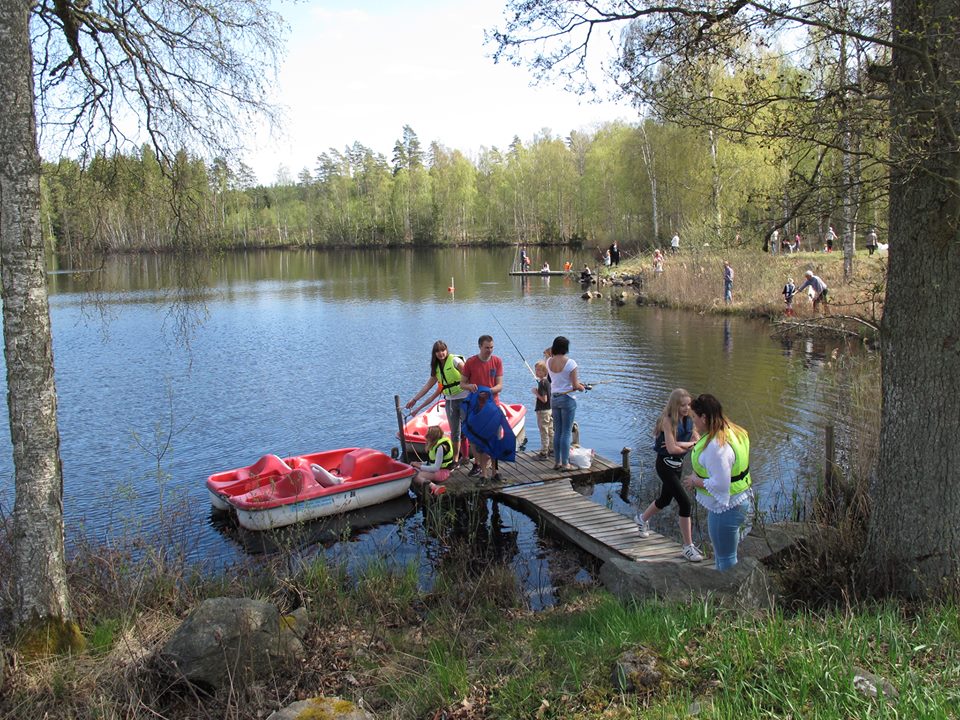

{"left": 4, "top": 542, "right": 959, "bottom": 719}
{"left": 611, "top": 247, "right": 887, "bottom": 329}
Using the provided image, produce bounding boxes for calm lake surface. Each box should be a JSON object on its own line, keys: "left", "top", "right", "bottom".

{"left": 1, "top": 248, "right": 861, "bottom": 607}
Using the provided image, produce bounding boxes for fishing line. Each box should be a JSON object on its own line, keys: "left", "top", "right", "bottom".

{"left": 490, "top": 312, "right": 537, "bottom": 379}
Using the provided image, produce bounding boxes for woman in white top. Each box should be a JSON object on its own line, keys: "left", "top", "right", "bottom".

{"left": 546, "top": 336, "right": 585, "bottom": 470}
{"left": 683, "top": 393, "right": 754, "bottom": 570}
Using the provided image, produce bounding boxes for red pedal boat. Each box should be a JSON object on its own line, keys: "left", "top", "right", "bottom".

{"left": 206, "top": 448, "right": 416, "bottom": 531}
{"left": 400, "top": 398, "right": 526, "bottom": 455}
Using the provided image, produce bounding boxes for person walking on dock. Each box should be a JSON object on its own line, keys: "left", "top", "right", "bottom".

{"left": 683, "top": 394, "right": 754, "bottom": 571}
{"left": 546, "top": 336, "right": 586, "bottom": 471}
{"left": 460, "top": 335, "right": 504, "bottom": 480}
{"left": 635, "top": 389, "right": 704, "bottom": 562}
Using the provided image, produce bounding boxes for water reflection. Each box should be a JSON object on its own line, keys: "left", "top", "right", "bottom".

{"left": 0, "top": 247, "right": 872, "bottom": 607}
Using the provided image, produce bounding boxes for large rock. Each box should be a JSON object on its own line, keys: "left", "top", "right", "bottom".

{"left": 740, "top": 521, "right": 839, "bottom": 565}
{"left": 267, "top": 697, "right": 373, "bottom": 720}
{"left": 599, "top": 556, "right": 774, "bottom": 608}
{"left": 161, "top": 598, "right": 308, "bottom": 690}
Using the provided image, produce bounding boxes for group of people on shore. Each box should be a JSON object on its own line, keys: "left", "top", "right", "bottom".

{"left": 403, "top": 335, "right": 754, "bottom": 571}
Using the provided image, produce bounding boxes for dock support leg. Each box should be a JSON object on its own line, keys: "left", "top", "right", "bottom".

{"left": 620, "top": 447, "right": 631, "bottom": 475}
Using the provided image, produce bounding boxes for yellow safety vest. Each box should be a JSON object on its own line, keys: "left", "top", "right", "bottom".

{"left": 427, "top": 437, "right": 454, "bottom": 469}
{"left": 435, "top": 354, "right": 463, "bottom": 396}
{"left": 691, "top": 428, "right": 751, "bottom": 498}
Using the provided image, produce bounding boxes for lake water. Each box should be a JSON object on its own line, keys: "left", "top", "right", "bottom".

{"left": 0, "top": 248, "right": 859, "bottom": 607}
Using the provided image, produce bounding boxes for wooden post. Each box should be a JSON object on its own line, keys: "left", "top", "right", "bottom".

{"left": 620, "top": 447, "right": 631, "bottom": 476}
{"left": 394, "top": 395, "right": 408, "bottom": 462}
{"left": 825, "top": 424, "right": 836, "bottom": 495}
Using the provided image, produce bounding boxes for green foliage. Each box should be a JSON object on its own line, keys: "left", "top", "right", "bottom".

{"left": 42, "top": 96, "right": 843, "bottom": 254}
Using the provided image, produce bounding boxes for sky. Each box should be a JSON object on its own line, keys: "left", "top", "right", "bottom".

{"left": 244, "top": 0, "right": 632, "bottom": 184}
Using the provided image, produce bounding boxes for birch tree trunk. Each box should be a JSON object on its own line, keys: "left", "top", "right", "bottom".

{"left": 864, "top": 0, "right": 960, "bottom": 594}
{"left": 0, "top": 0, "right": 72, "bottom": 625}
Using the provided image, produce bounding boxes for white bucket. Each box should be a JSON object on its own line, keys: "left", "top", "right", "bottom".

{"left": 569, "top": 446, "right": 594, "bottom": 469}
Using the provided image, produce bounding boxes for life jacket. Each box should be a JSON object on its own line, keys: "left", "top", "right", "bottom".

{"left": 462, "top": 387, "right": 516, "bottom": 461}
{"left": 691, "top": 428, "right": 751, "bottom": 498}
{"left": 427, "top": 436, "right": 454, "bottom": 469}
{"left": 654, "top": 416, "right": 693, "bottom": 458}
{"left": 435, "top": 354, "right": 464, "bottom": 396}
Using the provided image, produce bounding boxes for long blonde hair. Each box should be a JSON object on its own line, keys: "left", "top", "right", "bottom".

{"left": 654, "top": 388, "right": 690, "bottom": 437}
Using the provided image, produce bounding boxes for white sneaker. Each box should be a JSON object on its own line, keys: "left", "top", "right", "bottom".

{"left": 681, "top": 544, "right": 704, "bottom": 562}
{"left": 634, "top": 514, "right": 651, "bottom": 538}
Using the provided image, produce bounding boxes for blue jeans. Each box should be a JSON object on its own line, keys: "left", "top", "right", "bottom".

{"left": 708, "top": 503, "right": 746, "bottom": 571}
{"left": 551, "top": 393, "right": 577, "bottom": 465}
{"left": 724, "top": 279, "right": 733, "bottom": 304}
{"left": 444, "top": 398, "right": 466, "bottom": 444}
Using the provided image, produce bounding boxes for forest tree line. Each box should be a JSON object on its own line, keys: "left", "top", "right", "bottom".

{"left": 41, "top": 54, "right": 887, "bottom": 257}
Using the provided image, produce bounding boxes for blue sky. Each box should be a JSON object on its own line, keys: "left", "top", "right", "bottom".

{"left": 245, "top": 0, "right": 630, "bottom": 183}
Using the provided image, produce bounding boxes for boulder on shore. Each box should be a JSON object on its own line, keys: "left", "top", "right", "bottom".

{"left": 268, "top": 696, "right": 373, "bottom": 720}
{"left": 160, "top": 598, "right": 308, "bottom": 690}
{"left": 600, "top": 556, "right": 774, "bottom": 608}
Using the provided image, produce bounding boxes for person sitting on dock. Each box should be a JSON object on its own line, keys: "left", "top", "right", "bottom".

{"left": 540, "top": 261, "right": 551, "bottom": 274}
{"left": 579, "top": 265, "right": 593, "bottom": 283}
{"left": 410, "top": 425, "right": 454, "bottom": 496}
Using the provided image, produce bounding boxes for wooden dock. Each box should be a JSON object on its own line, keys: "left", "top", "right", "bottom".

{"left": 499, "top": 480, "right": 684, "bottom": 564}
{"left": 439, "top": 449, "right": 627, "bottom": 495}
{"left": 431, "top": 450, "right": 685, "bottom": 564}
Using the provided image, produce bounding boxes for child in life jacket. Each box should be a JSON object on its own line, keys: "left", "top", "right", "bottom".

{"left": 411, "top": 425, "right": 455, "bottom": 496}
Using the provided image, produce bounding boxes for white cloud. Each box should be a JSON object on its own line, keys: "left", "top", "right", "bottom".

{"left": 245, "top": 0, "right": 630, "bottom": 183}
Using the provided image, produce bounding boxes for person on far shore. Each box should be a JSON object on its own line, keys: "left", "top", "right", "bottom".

{"left": 825, "top": 225, "right": 837, "bottom": 252}
{"left": 723, "top": 260, "right": 734, "bottom": 304}
{"left": 671, "top": 233, "right": 680, "bottom": 254}
{"left": 603, "top": 249, "right": 611, "bottom": 267}
{"left": 782, "top": 277, "right": 796, "bottom": 317}
{"left": 405, "top": 340, "right": 467, "bottom": 464}
{"left": 796, "top": 270, "right": 829, "bottom": 314}
{"left": 610, "top": 241, "right": 620, "bottom": 266}
{"left": 866, "top": 228, "right": 878, "bottom": 256}
{"left": 546, "top": 336, "right": 585, "bottom": 471}
{"left": 410, "top": 426, "right": 454, "bottom": 496}
{"left": 653, "top": 248, "right": 664, "bottom": 273}
{"left": 532, "top": 360, "right": 553, "bottom": 459}
{"left": 683, "top": 394, "right": 754, "bottom": 571}
{"left": 636, "top": 388, "right": 704, "bottom": 562}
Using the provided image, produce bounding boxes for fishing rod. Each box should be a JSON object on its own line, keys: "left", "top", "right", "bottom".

{"left": 490, "top": 312, "right": 537, "bottom": 379}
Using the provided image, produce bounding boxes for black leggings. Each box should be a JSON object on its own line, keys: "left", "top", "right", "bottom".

{"left": 654, "top": 455, "right": 692, "bottom": 518}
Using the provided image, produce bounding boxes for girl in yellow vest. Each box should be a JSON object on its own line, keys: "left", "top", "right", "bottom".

{"left": 683, "top": 394, "right": 754, "bottom": 571}
{"left": 405, "top": 340, "right": 468, "bottom": 464}
{"left": 410, "top": 425, "right": 455, "bottom": 496}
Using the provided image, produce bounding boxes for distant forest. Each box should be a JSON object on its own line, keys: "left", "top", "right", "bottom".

{"left": 41, "top": 116, "right": 887, "bottom": 256}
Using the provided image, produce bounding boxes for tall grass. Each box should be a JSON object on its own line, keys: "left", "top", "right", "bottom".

{"left": 618, "top": 246, "right": 886, "bottom": 324}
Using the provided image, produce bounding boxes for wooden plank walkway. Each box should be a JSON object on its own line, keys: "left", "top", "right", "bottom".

{"left": 499, "top": 479, "right": 684, "bottom": 564}
{"left": 440, "top": 450, "right": 627, "bottom": 495}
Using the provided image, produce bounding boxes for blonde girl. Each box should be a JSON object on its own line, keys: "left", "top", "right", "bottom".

{"left": 635, "top": 389, "right": 703, "bottom": 562}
